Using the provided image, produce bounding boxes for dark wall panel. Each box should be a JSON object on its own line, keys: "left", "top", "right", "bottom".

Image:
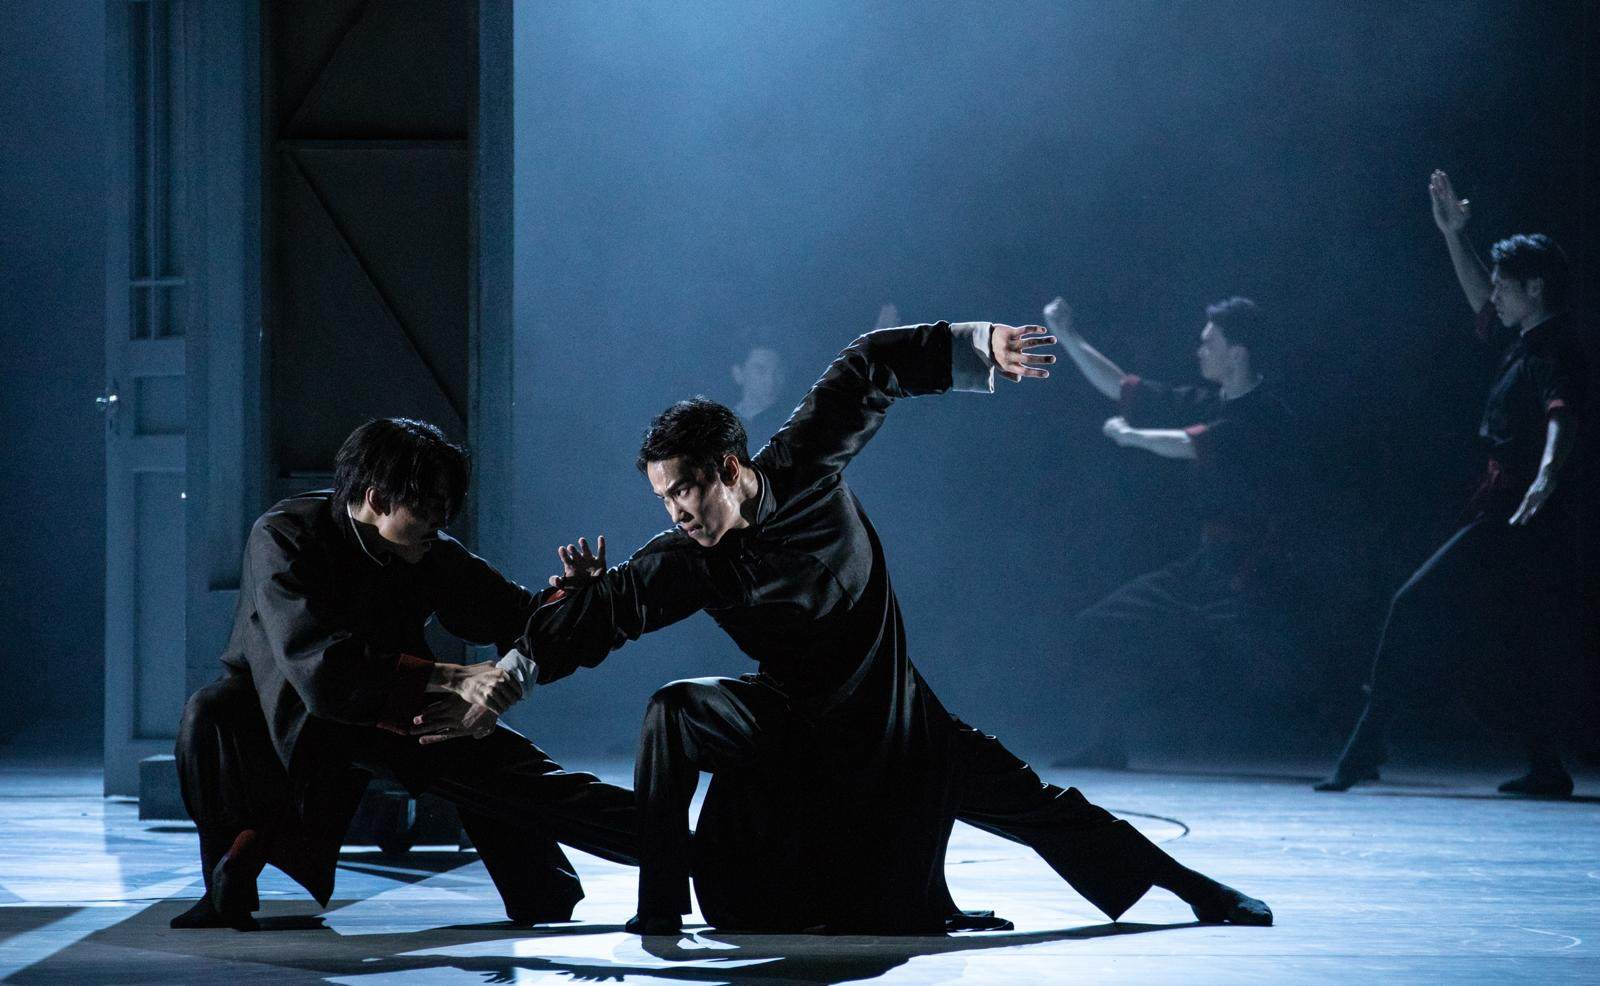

{"left": 266, "top": 0, "right": 473, "bottom": 485}
{"left": 0, "top": 3, "right": 107, "bottom": 751}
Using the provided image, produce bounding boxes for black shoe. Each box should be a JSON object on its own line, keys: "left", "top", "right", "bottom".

{"left": 209, "top": 846, "right": 262, "bottom": 932}
{"left": 1190, "top": 884, "right": 1273, "bottom": 927}
{"left": 1313, "top": 763, "right": 1380, "bottom": 792}
{"left": 1497, "top": 769, "right": 1573, "bottom": 798}
{"left": 170, "top": 897, "right": 228, "bottom": 930}
{"left": 946, "top": 909, "right": 1015, "bottom": 932}
{"left": 624, "top": 912, "right": 682, "bottom": 936}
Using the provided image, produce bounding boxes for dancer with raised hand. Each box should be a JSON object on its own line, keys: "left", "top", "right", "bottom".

{"left": 1043, "top": 294, "right": 1302, "bottom": 769}
{"left": 1317, "top": 171, "right": 1587, "bottom": 795}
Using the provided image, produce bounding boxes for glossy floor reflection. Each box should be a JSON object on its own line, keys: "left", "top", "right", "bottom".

{"left": 1, "top": 755, "right": 1596, "bottom": 983}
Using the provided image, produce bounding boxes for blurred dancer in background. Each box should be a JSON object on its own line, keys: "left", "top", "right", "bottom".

{"left": 1044, "top": 295, "right": 1302, "bottom": 769}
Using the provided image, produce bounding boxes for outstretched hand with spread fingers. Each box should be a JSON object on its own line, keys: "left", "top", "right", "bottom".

{"left": 990, "top": 324, "right": 1056, "bottom": 382}
{"left": 550, "top": 535, "right": 607, "bottom": 589}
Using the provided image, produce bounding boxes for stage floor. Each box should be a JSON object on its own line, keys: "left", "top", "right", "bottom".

{"left": 1, "top": 756, "right": 1595, "bottom": 984}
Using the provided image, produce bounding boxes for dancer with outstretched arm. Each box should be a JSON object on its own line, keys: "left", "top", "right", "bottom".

{"left": 1043, "top": 295, "right": 1301, "bottom": 769}
{"left": 515, "top": 319, "right": 1273, "bottom": 934}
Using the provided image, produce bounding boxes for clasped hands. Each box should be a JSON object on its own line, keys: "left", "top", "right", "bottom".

{"left": 413, "top": 659, "right": 524, "bottom": 745}
{"left": 408, "top": 536, "right": 613, "bottom": 745}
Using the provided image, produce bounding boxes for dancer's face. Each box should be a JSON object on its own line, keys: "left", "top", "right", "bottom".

{"left": 1196, "top": 321, "right": 1235, "bottom": 383}
{"left": 352, "top": 488, "right": 442, "bottom": 563}
{"left": 647, "top": 454, "right": 745, "bottom": 547}
{"left": 1489, "top": 266, "right": 1541, "bottom": 328}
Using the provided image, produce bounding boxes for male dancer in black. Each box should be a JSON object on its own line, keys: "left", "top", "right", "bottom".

{"left": 1317, "top": 171, "right": 1587, "bottom": 795}
{"left": 1043, "top": 295, "right": 1299, "bottom": 768}
{"left": 172, "top": 418, "right": 637, "bottom": 930}
{"left": 518, "top": 320, "right": 1272, "bottom": 935}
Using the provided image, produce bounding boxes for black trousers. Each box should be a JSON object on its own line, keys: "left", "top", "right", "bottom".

{"left": 1332, "top": 509, "right": 1582, "bottom": 770}
{"left": 1064, "top": 544, "right": 1297, "bottom": 744}
{"left": 635, "top": 674, "right": 1172, "bottom": 921}
{"left": 176, "top": 671, "right": 638, "bottom": 920}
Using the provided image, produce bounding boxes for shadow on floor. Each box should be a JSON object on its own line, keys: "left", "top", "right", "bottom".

{"left": 9, "top": 899, "right": 1209, "bottom": 985}
{"left": 332, "top": 849, "right": 483, "bottom": 881}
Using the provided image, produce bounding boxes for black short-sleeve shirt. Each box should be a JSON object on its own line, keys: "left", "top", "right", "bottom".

{"left": 1473, "top": 303, "right": 1586, "bottom": 486}
{"left": 1118, "top": 375, "right": 1298, "bottom": 543}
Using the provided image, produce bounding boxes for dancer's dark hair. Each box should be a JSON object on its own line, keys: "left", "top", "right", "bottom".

{"left": 637, "top": 397, "right": 750, "bottom": 479}
{"left": 333, "top": 417, "right": 470, "bottom": 524}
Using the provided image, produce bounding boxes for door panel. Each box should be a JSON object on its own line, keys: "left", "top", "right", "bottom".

{"left": 105, "top": 0, "right": 514, "bottom": 799}
{"left": 265, "top": 0, "right": 472, "bottom": 497}
{"left": 264, "top": 0, "right": 478, "bottom": 660}
{"left": 104, "top": 0, "right": 191, "bottom": 796}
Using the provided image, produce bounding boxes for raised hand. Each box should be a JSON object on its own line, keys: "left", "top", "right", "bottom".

{"left": 411, "top": 694, "right": 498, "bottom": 745}
{"left": 549, "top": 535, "right": 607, "bottom": 589}
{"left": 1042, "top": 297, "right": 1074, "bottom": 335}
{"left": 990, "top": 324, "right": 1057, "bottom": 382}
{"left": 1429, "top": 170, "right": 1470, "bottom": 234}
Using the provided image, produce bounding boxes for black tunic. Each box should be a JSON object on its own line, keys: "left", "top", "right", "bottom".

{"left": 208, "top": 492, "right": 540, "bottom": 901}
{"left": 222, "top": 492, "right": 537, "bottom": 772}
{"left": 523, "top": 323, "right": 994, "bottom": 931}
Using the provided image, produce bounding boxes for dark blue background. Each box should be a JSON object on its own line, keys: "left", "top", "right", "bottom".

{"left": 2, "top": 1, "right": 1592, "bottom": 762}
{"left": 508, "top": 0, "right": 1594, "bottom": 760}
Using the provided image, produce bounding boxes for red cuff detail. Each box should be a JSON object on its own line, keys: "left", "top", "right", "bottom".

{"left": 1473, "top": 300, "right": 1496, "bottom": 342}
{"left": 375, "top": 652, "right": 434, "bottom": 733}
{"left": 1118, "top": 374, "right": 1143, "bottom": 414}
{"left": 1546, "top": 398, "right": 1570, "bottom": 416}
{"left": 1183, "top": 423, "right": 1211, "bottom": 460}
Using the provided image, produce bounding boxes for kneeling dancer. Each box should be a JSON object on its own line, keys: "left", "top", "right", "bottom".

{"left": 172, "top": 418, "right": 637, "bottom": 930}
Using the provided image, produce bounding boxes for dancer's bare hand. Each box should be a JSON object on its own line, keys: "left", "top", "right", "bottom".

{"left": 990, "top": 324, "right": 1056, "bottom": 382}
{"left": 1429, "top": 170, "right": 1470, "bottom": 234}
{"left": 412, "top": 695, "right": 498, "bottom": 745}
{"left": 549, "top": 535, "right": 606, "bottom": 589}
{"left": 1509, "top": 475, "right": 1552, "bottom": 526}
{"left": 430, "top": 661, "right": 522, "bottom": 714}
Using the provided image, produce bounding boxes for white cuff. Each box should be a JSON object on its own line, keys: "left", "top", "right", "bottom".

{"left": 949, "top": 322, "right": 996, "bottom": 394}
{"left": 496, "top": 648, "right": 538, "bottom": 691}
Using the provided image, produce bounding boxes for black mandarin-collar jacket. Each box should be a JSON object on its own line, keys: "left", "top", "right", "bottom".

{"left": 221, "top": 492, "right": 537, "bottom": 775}
{"left": 522, "top": 322, "right": 996, "bottom": 931}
